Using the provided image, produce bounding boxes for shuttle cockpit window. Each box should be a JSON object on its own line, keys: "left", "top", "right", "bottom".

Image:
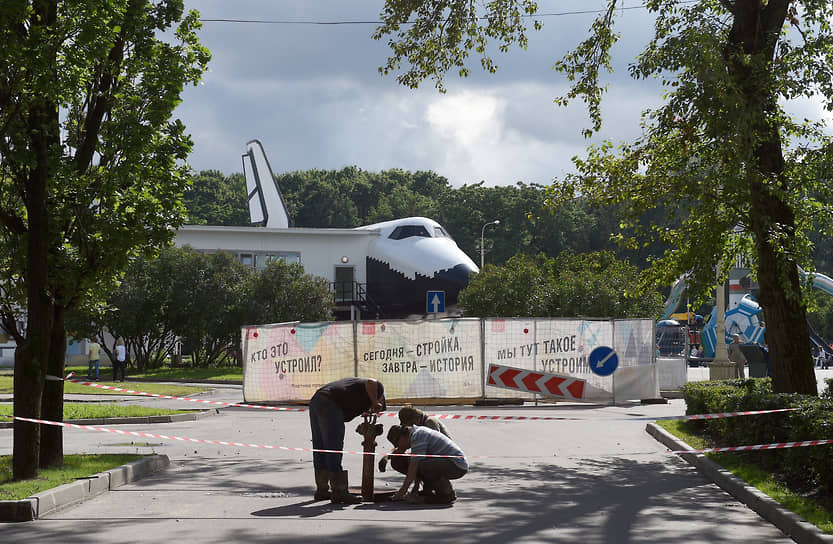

{"left": 433, "top": 227, "right": 448, "bottom": 238}
{"left": 388, "top": 225, "right": 431, "bottom": 240}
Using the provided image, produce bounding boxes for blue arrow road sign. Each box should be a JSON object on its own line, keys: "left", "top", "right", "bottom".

{"left": 588, "top": 346, "right": 619, "bottom": 377}
{"left": 426, "top": 290, "right": 445, "bottom": 313}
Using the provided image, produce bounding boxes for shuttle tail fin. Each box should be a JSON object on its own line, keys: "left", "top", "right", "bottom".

{"left": 241, "top": 139, "right": 291, "bottom": 228}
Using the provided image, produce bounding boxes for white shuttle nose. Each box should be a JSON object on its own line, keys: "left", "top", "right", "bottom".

{"left": 436, "top": 262, "right": 478, "bottom": 288}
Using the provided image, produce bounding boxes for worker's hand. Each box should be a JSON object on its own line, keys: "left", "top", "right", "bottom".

{"left": 378, "top": 456, "right": 387, "bottom": 472}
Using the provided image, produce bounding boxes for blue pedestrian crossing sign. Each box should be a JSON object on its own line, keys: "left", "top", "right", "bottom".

{"left": 588, "top": 346, "right": 618, "bottom": 376}
{"left": 426, "top": 290, "right": 446, "bottom": 313}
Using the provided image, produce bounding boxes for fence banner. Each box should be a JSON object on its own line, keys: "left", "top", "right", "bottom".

{"left": 241, "top": 321, "right": 354, "bottom": 403}
{"left": 612, "top": 319, "right": 659, "bottom": 400}
{"left": 241, "top": 317, "right": 658, "bottom": 404}
{"left": 354, "top": 318, "right": 482, "bottom": 400}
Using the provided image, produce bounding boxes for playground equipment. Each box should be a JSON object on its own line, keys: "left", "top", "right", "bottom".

{"left": 698, "top": 268, "right": 833, "bottom": 358}
{"left": 700, "top": 294, "right": 765, "bottom": 357}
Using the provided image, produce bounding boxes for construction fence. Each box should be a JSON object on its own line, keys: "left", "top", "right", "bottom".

{"left": 241, "top": 317, "right": 659, "bottom": 405}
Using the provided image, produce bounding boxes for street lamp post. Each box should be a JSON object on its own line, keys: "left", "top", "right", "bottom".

{"left": 480, "top": 220, "right": 500, "bottom": 269}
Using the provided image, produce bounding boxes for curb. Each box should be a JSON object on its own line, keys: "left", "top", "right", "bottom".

{"left": 0, "top": 408, "right": 219, "bottom": 430}
{"left": 0, "top": 454, "right": 170, "bottom": 522}
{"left": 646, "top": 423, "right": 833, "bottom": 544}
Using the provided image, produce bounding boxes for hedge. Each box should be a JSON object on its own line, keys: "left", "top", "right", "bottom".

{"left": 680, "top": 378, "right": 833, "bottom": 495}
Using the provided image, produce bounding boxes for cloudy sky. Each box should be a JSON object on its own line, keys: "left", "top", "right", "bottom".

{"left": 176, "top": 1, "right": 830, "bottom": 188}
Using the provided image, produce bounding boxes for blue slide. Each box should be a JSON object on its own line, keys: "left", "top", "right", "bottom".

{"left": 699, "top": 268, "right": 833, "bottom": 358}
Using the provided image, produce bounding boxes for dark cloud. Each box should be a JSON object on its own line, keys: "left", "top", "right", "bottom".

{"left": 176, "top": 1, "right": 827, "bottom": 186}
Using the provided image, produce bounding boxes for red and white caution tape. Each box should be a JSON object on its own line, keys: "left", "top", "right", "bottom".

{"left": 648, "top": 408, "right": 798, "bottom": 421}
{"left": 0, "top": 415, "right": 469, "bottom": 459}
{"left": 63, "top": 373, "right": 581, "bottom": 420}
{"left": 2, "top": 414, "right": 831, "bottom": 458}
{"left": 64, "top": 372, "right": 307, "bottom": 413}
{"left": 666, "top": 439, "right": 833, "bottom": 455}
{"left": 62, "top": 373, "right": 797, "bottom": 423}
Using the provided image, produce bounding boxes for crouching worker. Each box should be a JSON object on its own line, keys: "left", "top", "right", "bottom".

{"left": 379, "top": 405, "right": 451, "bottom": 475}
{"left": 309, "top": 377, "right": 386, "bottom": 504}
{"left": 388, "top": 424, "right": 467, "bottom": 505}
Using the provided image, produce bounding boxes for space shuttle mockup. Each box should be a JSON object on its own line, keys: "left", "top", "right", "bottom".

{"left": 240, "top": 140, "right": 479, "bottom": 316}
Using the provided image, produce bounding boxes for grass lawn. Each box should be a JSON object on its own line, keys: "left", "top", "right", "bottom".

{"left": 0, "top": 374, "right": 211, "bottom": 397}
{"left": 658, "top": 419, "right": 833, "bottom": 534}
{"left": 0, "top": 365, "right": 233, "bottom": 503}
{"left": 0, "top": 402, "right": 194, "bottom": 421}
{"left": 0, "top": 454, "right": 148, "bottom": 500}
{"left": 66, "top": 364, "right": 244, "bottom": 382}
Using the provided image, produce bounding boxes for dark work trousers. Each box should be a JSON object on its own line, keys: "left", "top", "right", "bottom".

{"left": 112, "top": 360, "right": 125, "bottom": 381}
{"left": 391, "top": 455, "right": 410, "bottom": 475}
{"left": 417, "top": 458, "right": 467, "bottom": 494}
{"left": 308, "top": 392, "right": 346, "bottom": 473}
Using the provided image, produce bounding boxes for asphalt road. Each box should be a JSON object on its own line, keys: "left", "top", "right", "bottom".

{"left": 1, "top": 374, "right": 806, "bottom": 544}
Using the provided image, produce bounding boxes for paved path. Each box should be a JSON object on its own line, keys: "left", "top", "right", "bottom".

{"left": 0, "top": 378, "right": 798, "bottom": 543}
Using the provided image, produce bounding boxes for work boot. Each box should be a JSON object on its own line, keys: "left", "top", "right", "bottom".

{"left": 329, "top": 470, "right": 360, "bottom": 504}
{"left": 426, "top": 477, "right": 456, "bottom": 505}
{"left": 313, "top": 468, "right": 330, "bottom": 500}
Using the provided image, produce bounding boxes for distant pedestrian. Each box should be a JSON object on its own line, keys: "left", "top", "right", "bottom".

{"left": 112, "top": 339, "right": 126, "bottom": 382}
{"left": 308, "top": 377, "right": 386, "bottom": 504}
{"left": 727, "top": 334, "right": 747, "bottom": 379}
{"left": 87, "top": 340, "right": 101, "bottom": 381}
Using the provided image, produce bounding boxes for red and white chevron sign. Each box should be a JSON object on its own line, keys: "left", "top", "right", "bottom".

{"left": 487, "top": 364, "right": 586, "bottom": 400}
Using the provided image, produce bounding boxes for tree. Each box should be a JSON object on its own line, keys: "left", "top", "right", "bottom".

{"left": 0, "top": 1, "right": 208, "bottom": 478}
{"left": 183, "top": 171, "right": 249, "bottom": 226}
{"left": 547, "top": 251, "right": 664, "bottom": 318}
{"left": 458, "top": 254, "right": 554, "bottom": 317}
{"left": 459, "top": 251, "right": 662, "bottom": 318}
{"left": 248, "top": 260, "right": 334, "bottom": 325}
{"left": 169, "top": 249, "right": 251, "bottom": 367}
{"left": 71, "top": 247, "right": 335, "bottom": 370}
{"left": 375, "top": 0, "right": 833, "bottom": 394}
{"left": 67, "top": 248, "right": 185, "bottom": 371}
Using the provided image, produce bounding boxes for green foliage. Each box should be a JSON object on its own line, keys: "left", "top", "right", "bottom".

{"left": 374, "top": 0, "right": 833, "bottom": 394}
{"left": 659, "top": 419, "right": 833, "bottom": 534}
{"left": 168, "top": 249, "right": 251, "bottom": 367}
{"left": 0, "top": 0, "right": 210, "bottom": 478}
{"left": 71, "top": 247, "right": 334, "bottom": 369}
{"left": 249, "top": 260, "right": 334, "bottom": 325}
{"left": 547, "top": 250, "right": 664, "bottom": 318}
{"left": 808, "top": 288, "right": 833, "bottom": 341}
{"left": 680, "top": 379, "right": 833, "bottom": 497}
{"left": 0, "top": 402, "right": 191, "bottom": 420}
{"left": 183, "top": 171, "right": 249, "bottom": 226}
{"left": 0, "top": 454, "right": 147, "bottom": 500}
{"left": 459, "top": 250, "right": 663, "bottom": 318}
{"left": 373, "top": 0, "right": 541, "bottom": 91}
{"left": 459, "top": 253, "right": 554, "bottom": 317}
{"left": 183, "top": 166, "right": 682, "bottom": 276}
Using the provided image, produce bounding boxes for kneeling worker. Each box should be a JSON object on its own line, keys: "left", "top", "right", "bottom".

{"left": 387, "top": 424, "right": 468, "bottom": 504}
{"left": 379, "top": 405, "right": 452, "bottom": 475}
{"left": 309, "top": 377, "right": 386, "bottom": 504}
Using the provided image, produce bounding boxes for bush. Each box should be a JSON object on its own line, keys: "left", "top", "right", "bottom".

{"left": 680, "top": 379, "right": 833, "bottom": 496}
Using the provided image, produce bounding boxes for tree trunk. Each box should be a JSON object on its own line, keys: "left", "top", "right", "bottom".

{"left": 726, "top": 0, "right": 816, "bottom": 395}
{"left": 14, "top": 120, "right": 54, "bottom": 479}
{"left": 754, "top": 249, "right": 816, "bottom": 394}
{"left": 13, "top": 0, "right": 59, "bottom": 481}
{"left": 40, "top": 303, "right": 66, "bottom": 468}
{"left": 13, "top": 340, "right": 47, "bottom": 479}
